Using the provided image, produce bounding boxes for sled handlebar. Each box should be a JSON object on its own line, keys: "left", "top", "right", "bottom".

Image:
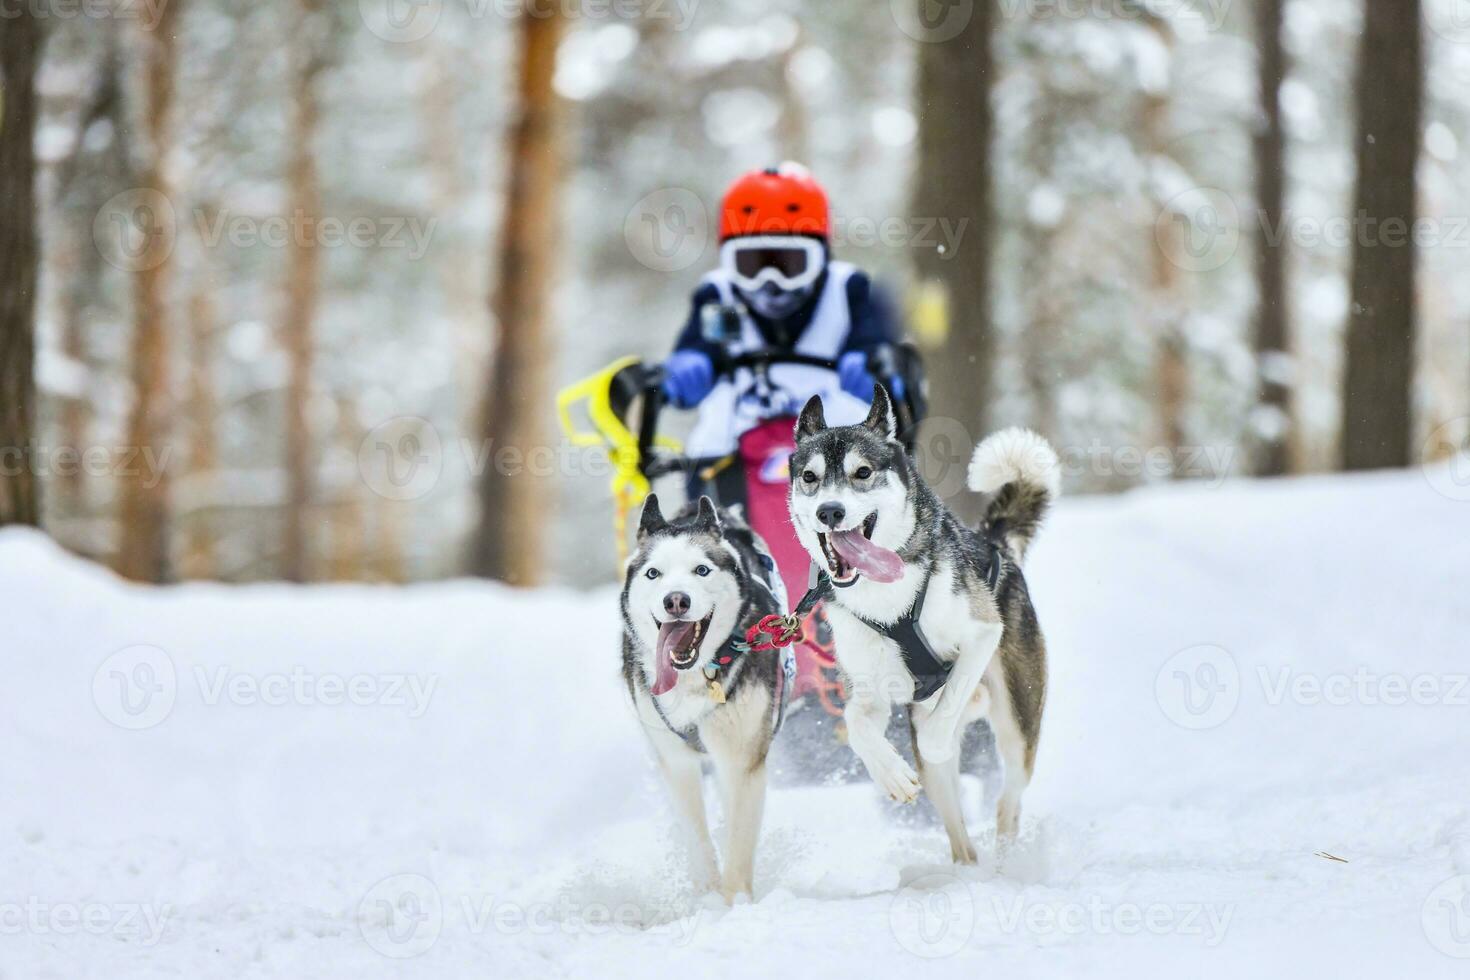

{"left": 633, "top": 347, "right": 917, "bottom": 480}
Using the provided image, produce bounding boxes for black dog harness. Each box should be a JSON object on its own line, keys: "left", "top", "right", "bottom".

{"left": 793, "top": 541, "right": 1004, "bottom": 704}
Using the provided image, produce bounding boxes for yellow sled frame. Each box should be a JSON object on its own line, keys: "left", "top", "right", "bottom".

{"left": 556, "top": 356, "right": 681, "bottom": 565}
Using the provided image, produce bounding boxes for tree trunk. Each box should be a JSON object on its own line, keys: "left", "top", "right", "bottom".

{"left": 1142, "top": 16, "right": 1188, "bottom": 479}
{"left": 1340, "top": 0, "right": 1423, "bottom": 471}
{"left": 118, "top": 5, "right": 182, "bottom": 581}
{"left": 181, "top": 265, "right": 218, "bottom": 580}
{"left": 0, "top": 11, "right": 44, "bottom": 527}
{"left": 1253, "top": 0, "right": 1292, "bottom": 476}
{"left": 909, "top": 0, "right": 994, "bottom": 522}
{"left": 469, "top": 9, "right": 565, "bottom": 584}
{"left": 776, "top": 31, "right": 809, "bottom": 164}
{"left": 281, "top": 0, "right": 325, "bottom": 582}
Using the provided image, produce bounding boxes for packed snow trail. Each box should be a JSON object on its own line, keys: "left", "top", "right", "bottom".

{"left": 3, "top": 467, "right": 1469, "bottom": 978}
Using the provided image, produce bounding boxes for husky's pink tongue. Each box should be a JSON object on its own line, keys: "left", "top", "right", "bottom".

{"left": 829, "top": 529, "right": 904, "bottom": 583}
{"left": 652, "top": 621, "right": 697, "bottom": 696}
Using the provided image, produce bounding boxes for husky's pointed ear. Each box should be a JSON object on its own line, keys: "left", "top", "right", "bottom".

{"left": 695, "top": 495, "right": 722, "bottom": 533}
{"left": 637, "top": 493, "right": 667, "bottom": 540}
{"left": 796, "top": 395, "right": 827, "bottom": 441}
{"left": 863, "top": 383, "right": 898, "bottom": 442}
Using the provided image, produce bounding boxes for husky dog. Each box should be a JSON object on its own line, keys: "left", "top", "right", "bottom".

{"left": 788, "top": 385, "right": 1057, "bottom": 863}
{"left": 621, "top": 494, "right": 791, "bottom": 899}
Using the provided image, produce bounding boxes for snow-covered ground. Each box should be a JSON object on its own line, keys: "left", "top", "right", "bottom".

{"left": 4, "top": 467, "right": 1469, "bottom": 978}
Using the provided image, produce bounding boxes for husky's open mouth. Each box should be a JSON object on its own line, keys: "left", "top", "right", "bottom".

{"left": 817, "top": 513, "right": 902, "bottom": 587}
{"left": 651, "top": 612, "right": 714, "bottom": 695}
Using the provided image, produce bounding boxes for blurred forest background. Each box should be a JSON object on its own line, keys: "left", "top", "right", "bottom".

{"left": 0, "top": 0, "right": 1467, "bottom": 588}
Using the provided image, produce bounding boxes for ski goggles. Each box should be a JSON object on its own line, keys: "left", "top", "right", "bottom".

{"left": 720, "top": 236, "right": 825, "bottom": 293}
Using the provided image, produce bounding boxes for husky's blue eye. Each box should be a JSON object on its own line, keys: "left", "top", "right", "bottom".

{"left": 645, "top": 567, "right": 660, "bottom": 580}
{"left": 854, "top": 466, "right": 873, "bottom": 480}
{"left": 694, "top": 565, "right": 711, "bottom": 577}
{"left": 802, "top": 471, "right": 818, "bottom": 484}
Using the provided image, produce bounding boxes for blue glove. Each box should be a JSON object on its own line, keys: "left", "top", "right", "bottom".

{"left": 838, "top": 351, "right": 906, "bottom": 403}
{"left": 661, "top": 350, "right": 715, "bottom": 409}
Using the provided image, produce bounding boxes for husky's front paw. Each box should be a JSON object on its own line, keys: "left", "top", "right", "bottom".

{"left": 865, "top": 751, "right": 921, "bottom": 804}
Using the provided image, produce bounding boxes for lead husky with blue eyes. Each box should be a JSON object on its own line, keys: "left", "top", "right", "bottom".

{"left": 788, "top": 385, "right": 1057, "bottom": 864}
{"left": 621, "top": 494, "right": 791, "bottom": 900}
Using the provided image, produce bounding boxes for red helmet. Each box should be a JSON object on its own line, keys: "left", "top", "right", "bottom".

{"left": 719, "top": 164, "right": 830, "bottom": 241}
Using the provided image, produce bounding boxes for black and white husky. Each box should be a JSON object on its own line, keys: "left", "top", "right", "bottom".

{"left": 620, "top": 494, "right": 793, "bottom": 899}
{"left": 788, "top": 386, "right": 1057, "bottom": 864}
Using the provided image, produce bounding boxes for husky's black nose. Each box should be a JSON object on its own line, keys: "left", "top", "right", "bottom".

{"left": 663, "top": 592, "right": 691, "bottom": 617}
{"left": 816, "top": 502, "right": 846, "bottom": 529}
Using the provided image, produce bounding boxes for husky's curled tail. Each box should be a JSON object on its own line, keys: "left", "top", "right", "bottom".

{"left": 968, "top": 428, "right": 1061, "bottom": 562}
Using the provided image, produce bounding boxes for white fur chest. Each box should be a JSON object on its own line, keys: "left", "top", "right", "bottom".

{"left": 641, "top": 652, "right": 720, "bottom": 730}
{"left": 826, "top": 562, "right": 979, "bottom": 704}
